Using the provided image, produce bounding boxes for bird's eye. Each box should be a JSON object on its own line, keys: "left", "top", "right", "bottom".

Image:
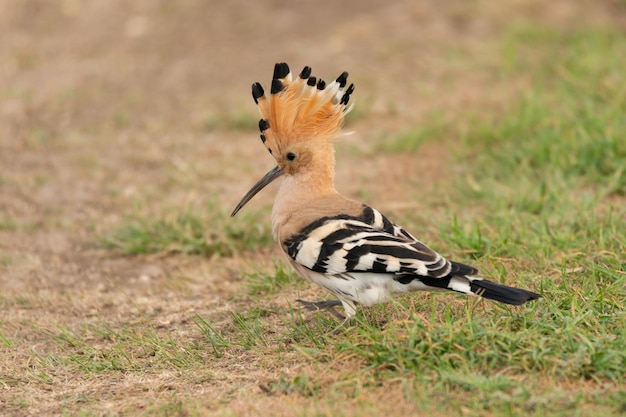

{"left": 286, "top": 152, "right": 296, "bottom": 161}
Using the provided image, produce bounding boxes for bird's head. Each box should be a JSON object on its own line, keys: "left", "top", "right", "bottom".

{"left": 231, "top": 62, "right": 354, "bottom": 216}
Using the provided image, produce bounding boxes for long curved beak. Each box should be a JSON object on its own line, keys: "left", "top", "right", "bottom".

{"left": 231, "top": 165, "right": 283, "bottom": 217}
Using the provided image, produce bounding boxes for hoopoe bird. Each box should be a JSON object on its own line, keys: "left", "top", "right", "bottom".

{"left": 231, "top": 62, "right": 540, "bottom": 321}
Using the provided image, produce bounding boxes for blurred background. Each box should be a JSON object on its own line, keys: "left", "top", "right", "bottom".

{"left": 2, "top": 0, "right": 622, "bottom": 237}
{"left": 0, "top": 0, "right": 624, "bottom": 415}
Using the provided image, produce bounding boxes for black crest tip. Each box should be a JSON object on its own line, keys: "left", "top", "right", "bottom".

{"left": 251, "top": 82, "right": 264, "bottom": 104}
{"left": 299, "top": 66, "right": 312, "bottom": 79}
{"left": 336, "top": 71, "right": 349, "bottom": 87}
{"left": 273, "top": 62, "right": 290, "bottom": 80}
{"left": 340, "top": 84, "right": 354, "bottom": 105}
{"left": 258, "top": 119, "right": 269, "bottom": 132}
{"left": 316, "top": 79, "right": 326, "bottom": 90}
{"left": 270, "top": 79, "right": 284, "bottom": 94}
{"left": 260, "top": 134, "right": 266, "bottom": 143}
{"left": 307, "top": 76, "right": 317, "bottom": 87}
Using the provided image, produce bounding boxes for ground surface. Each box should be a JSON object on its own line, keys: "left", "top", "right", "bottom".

{"left": 1, "top": 1, "right": 625, "bottom": 416}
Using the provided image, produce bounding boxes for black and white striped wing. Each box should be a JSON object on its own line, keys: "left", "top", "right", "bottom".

{"left": 284, "top": 206, "right": 477, "bottom": 278}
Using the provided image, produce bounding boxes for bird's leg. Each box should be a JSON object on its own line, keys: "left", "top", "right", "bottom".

{"left": 296, "top": 299, "right": 343, "bottom": 310}
{"left": 295, "top": 299, "right": 346, "bottom": 320}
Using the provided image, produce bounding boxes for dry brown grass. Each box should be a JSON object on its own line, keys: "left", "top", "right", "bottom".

{"left": 1, "top": 0, "right": 624, "bottom": 415}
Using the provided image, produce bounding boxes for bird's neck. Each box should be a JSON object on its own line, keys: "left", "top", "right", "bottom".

{"left": 271, "top": 156, "right": 338, "bottom": 242}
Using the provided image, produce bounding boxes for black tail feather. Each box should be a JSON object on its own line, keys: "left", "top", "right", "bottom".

{"left": 401, "top": 274, "right": 541, "bottom": 306}
{"left": 469, "top": 279, "right": 541, "bottom": 305}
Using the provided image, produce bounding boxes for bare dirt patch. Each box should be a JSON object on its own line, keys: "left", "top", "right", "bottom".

{"left": 1, "top": 0, "right": 623, "bottom": 415}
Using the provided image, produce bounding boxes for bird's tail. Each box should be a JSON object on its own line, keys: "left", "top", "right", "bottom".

{"left": 467, "top": 278, "right": 541, "bottom": 305}
{"left": 252, "top": 62, "right": 354, "bottom": 158}
{"left": 417, "top": 275, "right": 541, "bottom": 305}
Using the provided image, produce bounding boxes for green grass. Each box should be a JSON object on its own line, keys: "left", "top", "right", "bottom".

{"left": 230, "top": 309, "right": 270, "bottom": 349}
{"left": 36, "top": 321, "right": 209, "bottom": 374}
{"left": 465, "top": 26, "right": 625, "bottom": 196}
{"left": 0, "top": 329, "right": 14, "bottom": 347}
{"left": 255, "top": 24, "right": 626, "bottom": 416}
{"left": 101, "top": 200, "right": 273, "bottom": 256}
{"left": 344, "top": 296, "right": 625, "bottom": 380}
{"left": 376, "top": 111, "right": 451, "bottom": 153}
{"left": 192, "top": 314, "right": 230, "bottom": 358}
{"left": 35, "top": 20, "right": 625, "bottom": 417}
{"left": 246, "top": 261, "right": 303, "bottom": 296}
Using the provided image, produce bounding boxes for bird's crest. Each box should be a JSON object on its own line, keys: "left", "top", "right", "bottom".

{"left": 252, "top": 62, "right": 354, "bottom": 157}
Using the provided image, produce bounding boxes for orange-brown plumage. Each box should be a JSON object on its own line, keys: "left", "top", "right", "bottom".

{"left": 253, "top": 63, "right": 353, "bottom": 162}
{"left": 232, "top": 62, "right": 540, "bottom": 321}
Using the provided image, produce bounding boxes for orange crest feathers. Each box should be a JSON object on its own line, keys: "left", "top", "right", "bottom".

{"left": 252, "top": 62, "right": 354, "bottom": 158}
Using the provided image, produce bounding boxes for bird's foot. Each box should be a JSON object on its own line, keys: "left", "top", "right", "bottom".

{"left": 295, "top": 299, "right": 346, "bottom": 321}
